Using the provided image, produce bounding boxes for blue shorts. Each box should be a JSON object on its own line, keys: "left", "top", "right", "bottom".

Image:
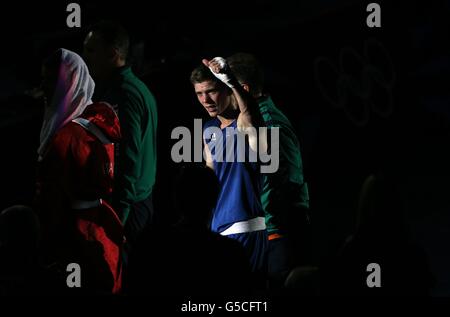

{"left": 227, "top": 230, "right": 268, "bottom": 274}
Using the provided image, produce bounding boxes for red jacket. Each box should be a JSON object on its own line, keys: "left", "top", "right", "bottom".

{"left": 35, "top": 102, "right": 123, "bottom": 294}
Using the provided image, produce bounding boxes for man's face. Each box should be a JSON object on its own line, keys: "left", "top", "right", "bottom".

{"left": 83, "top": 31, "right": 112, "bottom": 80}
{"left": 194, "top": 80, "right": 231, "bottom": 117}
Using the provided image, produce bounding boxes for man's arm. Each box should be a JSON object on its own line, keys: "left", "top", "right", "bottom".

{"left": 204, "top": 141, "right": 214, "bottom": 170}
{"left": 202, "top": 58, "right": 263, "bottom": 129}
{"left": 114, "top": 95, "right": 142, "bottom": 224}
{"left": 202, "top": 57, "right": 267, "bottom": 153}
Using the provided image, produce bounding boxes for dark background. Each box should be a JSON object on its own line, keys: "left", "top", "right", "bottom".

{"left": 0, "top": 0, "right": 449, "bottom": 295}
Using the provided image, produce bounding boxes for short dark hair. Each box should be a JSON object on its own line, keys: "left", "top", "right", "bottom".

{"left": 190, "top": 64, "right": 221, "bottom": 85}
{"left": 227, "top": 53, "right": 264, "bottom": 95}
{"left": 89, "top": 20, "right": 130, "bottom": 60}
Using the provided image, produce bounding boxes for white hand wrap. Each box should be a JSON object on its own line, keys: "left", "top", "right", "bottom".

{"left": 208, "top": 57, "right": 235, "bottom": 88}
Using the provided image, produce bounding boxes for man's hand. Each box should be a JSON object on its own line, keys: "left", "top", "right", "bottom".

{"left": 202, "top": 57, "right": 266, "bottom": 153}
{"left": 202, "top": 57, "right": 235, "bottom": 88}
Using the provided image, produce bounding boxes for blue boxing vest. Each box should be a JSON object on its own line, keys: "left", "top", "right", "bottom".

{"left": 203, "top": 118, "right": 264, "bottom": 233}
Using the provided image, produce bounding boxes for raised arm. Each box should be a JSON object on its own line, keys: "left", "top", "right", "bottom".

{"left": 202, "top": 57, "right": 267, "bottom": 154}
{"left": 202, "top": 58, "right": 264, "bottom": 130}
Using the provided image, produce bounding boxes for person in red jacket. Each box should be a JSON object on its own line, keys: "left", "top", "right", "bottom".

{"left": 34, "top": 48, "right": 123, "bottom": 294}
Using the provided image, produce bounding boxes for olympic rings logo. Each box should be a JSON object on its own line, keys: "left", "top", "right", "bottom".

{"left": 314, "top": 38, "right": 396, "bottom": 127}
